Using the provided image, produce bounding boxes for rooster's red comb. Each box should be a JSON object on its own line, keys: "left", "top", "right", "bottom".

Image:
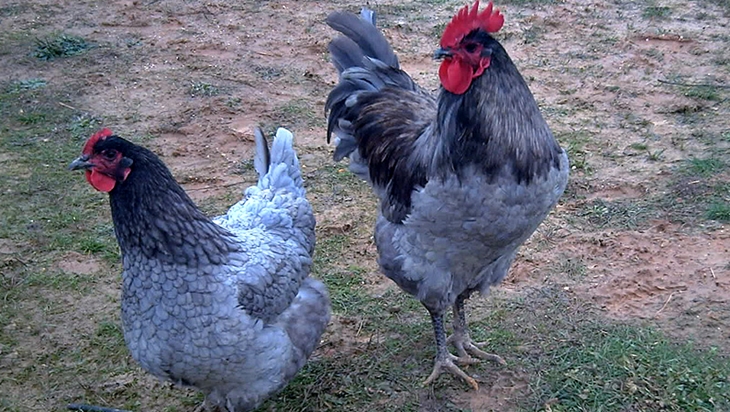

{"left": 440, "top": 1, "right": 504, "bottom": 48}
{"left": 83, "top": 128, "right": 114, "bottom": 155}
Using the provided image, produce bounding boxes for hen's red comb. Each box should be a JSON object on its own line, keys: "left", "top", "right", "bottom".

{"left": 83, "top": 128, "right": 113, "bottom": 155}
{"left": 440, "top": 1, "right": 504, "bottom": 48}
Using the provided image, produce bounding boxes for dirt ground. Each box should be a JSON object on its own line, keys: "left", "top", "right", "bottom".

{"left": 1, "top": 0, "right": 728, "bottom": 410}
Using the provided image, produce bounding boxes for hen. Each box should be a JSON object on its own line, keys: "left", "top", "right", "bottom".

{"left": 69, "top": 127, "right": 330, "bottom": 411}
{"left": 325, "top": 2, "right": 569, "bottom": 389}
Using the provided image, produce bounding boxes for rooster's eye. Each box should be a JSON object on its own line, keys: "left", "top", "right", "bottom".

{"left": 102, "top": 149, "right": 118, "bottom": 160}
{"left": 464, "top": 43, "right": 479, "bottom": 53}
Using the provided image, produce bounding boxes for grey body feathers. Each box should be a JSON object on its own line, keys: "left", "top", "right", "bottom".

{"left": 113, "top": 128, "right": 330, "bottom": 411}
{"left": 325, "top": 9, "right": 569, "bottom": 316}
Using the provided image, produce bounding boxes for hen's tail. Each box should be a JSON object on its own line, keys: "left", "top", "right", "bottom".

{"left": 254, "top": 127, "right": 305, "bottom": 197}
{"left": 325, "top": 8, "right": 420, "bottom": 167}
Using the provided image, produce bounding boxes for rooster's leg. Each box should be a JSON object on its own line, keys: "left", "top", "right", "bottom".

{"left": 447, "top": 294, "right": 506, "bottom": 365}
{"left": 422, "top": 311, "right": 480, "bottom": 390}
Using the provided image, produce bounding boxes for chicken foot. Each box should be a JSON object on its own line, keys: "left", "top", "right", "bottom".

{"left": 422, "top": 311, "right": 481, "bottom": 390}
{"left": 447, "top": 294, "right": 506, "bottom": 366}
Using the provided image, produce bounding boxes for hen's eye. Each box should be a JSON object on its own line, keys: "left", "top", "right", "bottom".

{"left": 102, "top": 149, "right": 118, "bottom": 160}
{"left": 464, "top": 43, "right": 479, "bottom": 53}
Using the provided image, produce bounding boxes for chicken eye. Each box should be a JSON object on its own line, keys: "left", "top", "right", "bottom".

{"left": 464, "top": 43, "right": 479, "bottom": 53}
{"left": 102, "top": 149, "right": 118, "bottom": 160}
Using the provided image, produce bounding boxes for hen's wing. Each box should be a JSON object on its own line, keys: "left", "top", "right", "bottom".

{"left": 213, "top": 128, "right": 316, "bottom": 322}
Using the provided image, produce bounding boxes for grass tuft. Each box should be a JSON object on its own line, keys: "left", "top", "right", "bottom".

{"left": 706, "top": 201, "right": 730, "bottom": 222}
{"left": 33, "top": 34, "right": 89, "bottom": 60}
{"left": 188, "top": 81, "right": 220, "bottom": 97}
{"left": 6, "top": 78, "right": 47, "bottom": 93}
{"left": 642, "top": 5, "right": 672, "bottom": 19}
{"left": 685, "top": 157, "right": 726, "bottom": 177}
{"left": 579, "top": 198, "right": 649, "bottom": 229}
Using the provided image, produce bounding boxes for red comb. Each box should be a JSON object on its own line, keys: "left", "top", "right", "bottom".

{"left": 83, "top": 128, "right": 113, "bottom": 155}
{"left": 440, "top": 1, "right": 504, "bottom": 48}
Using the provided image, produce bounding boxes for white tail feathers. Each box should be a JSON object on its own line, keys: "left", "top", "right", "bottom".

{"left": 254, "top": 127, "right": 304, "bottom": 195}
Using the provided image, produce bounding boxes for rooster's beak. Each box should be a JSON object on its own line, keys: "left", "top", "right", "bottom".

{"left": 433, "top": 48, "right": 452, "bottom": 60}
{"left": 68, "top": 155, "right": 93, "bottom": 171}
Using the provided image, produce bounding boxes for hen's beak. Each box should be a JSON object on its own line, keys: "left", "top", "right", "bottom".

{"left": 433, "top": 47, "right": 453, "bottom": 60}
{"left": 68, "top": 155, "right": 93, "bottom": 171}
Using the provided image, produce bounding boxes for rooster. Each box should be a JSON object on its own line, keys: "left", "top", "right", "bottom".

{"left": 325, "top": 2, "right": 569, "bottom": 389}
{"left": 69, "top": 127, "right": 330, "bottom": 411}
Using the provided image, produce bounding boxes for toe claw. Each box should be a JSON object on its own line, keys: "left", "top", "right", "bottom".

{"left": 423, "top": 356, "right": 480, "bottom": 390}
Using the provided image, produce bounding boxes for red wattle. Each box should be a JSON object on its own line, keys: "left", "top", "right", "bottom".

{"left": 86, "top": 170, "right": 116, "bottom": 192}
{"left": 439, "top": 59, "right": 472, "bottom": 95}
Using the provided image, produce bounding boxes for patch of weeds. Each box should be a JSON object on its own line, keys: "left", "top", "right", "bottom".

{"left": 264, "top": 347, "right": 422, "bottom": 411}
{"left": 642, "top": 5, "right": 672, "bottom": 19}
{"left": 560, "top": 130, "right": 593, "bottom": 174}
{"left": 534, "top": 324, "right": 730, "bottom": 411}
{"left": 6, "top": 78, "right": 47, "bottom": 93}
{"left": 660, "top": 170, "right": 730, "bottom": 225}
{"left": 90, "top": 320, "right": 128, "bottom": 362}
{"left": 25, "top": 270, "right": 95, "bottom": 292}
{"left": 252, "top": 65, "right": 284, "bottom": 81}
{"left": 523, "top": 25, "right": 544, "bottom": 44}
{"left": 695, "top": 11, "right": 714, "bottom": 21}
{"left": 430, "top": 22, "right": 447, "bottom": 40}
{"left": 643, "top": 47, "right": 664, "bottom": 61}
{"left": 233, "top": 158, "right": 256, "bottom": 175}
{"left": 270, "top": 98, "right": 324, "bottom": 129}
{"left": 684, "top": 157, "right": 725, "bottom": 177}
{"left": 67, "top": 113, "right": 102, "bottom": 139}
{"left": 629, "top": 142, "right": 648, "bottom": 151}
{"left": 628, "top": 142, "right": 665, "bottom": 161}
{"left": 188, "top": 81, "right": 220, "bottom": 97}
{"left": 313, "top": 234, "right": 372, "bottom": 314}
{"left": 683, "top": 85, "right": 721, "bottom": 101}
{"left": 706, "top": 201, "right": 730, "bottom": 222}
{"left": 646, "top": 148, "right": 665, "bottom": 161}
{"left": 579, "top": 198, "right": 650, "bottom": 229}
{"left": 33, "top": 34, "right": 89, "bottom": 60}
{"left": 549, "top": 255, "right": 588, "bottom": 278}
{"left": 17, "top": 111, "right": 46, "bottom": 125}
{"left": 225, "top": 97, "right": 242, "bottom": 109}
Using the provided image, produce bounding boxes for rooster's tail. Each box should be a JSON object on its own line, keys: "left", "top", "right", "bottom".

{"left": 325, "top": 8, "right": 419, "bottom": 173}
{"left": 253, "top": 127, "right": 305, "bottom": 196}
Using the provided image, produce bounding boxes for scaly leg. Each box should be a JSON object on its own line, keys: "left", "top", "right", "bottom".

{"left": 422, "top": 310, "right": 481, "bottom": 390}
{"left": 447, "top": 293, "right": 506, "bottom": 365}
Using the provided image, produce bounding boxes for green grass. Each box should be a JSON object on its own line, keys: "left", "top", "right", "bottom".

{"left": 0, "top": 78, "right": 134, "bottom": 409}
{"left": 706, "top": 201, "right": 730, "bottom": 222}
{"left": 262, "top": 283, "right": 730, "bottom": 411}
{"left": 642, "top": 5, "right": 672, "bottom": 19}
{"left": 535, "top": 324, "right": 729, "bottom": 411}
{"left": 683, "top": 85, "right": 722, "bottom": 101}
{"left": 685, "top": 157, "right": 726, "bottom": 177}
{"left": 33, "top": 33, "right": 89, "bottom": 60}
{"left": 270, "top": 98, "right": 325, "bottom": 130}
{"left": 188, "top": 81, "right": 220, "bottom": 97}
{"left": 6, "top": 78, "right": 47, "bottom": 93}
{"left": 578, "top": 198, "right": 651, "bottom": 229}
{"left": 560, "top": 130, "right": 593, "bottom": 174}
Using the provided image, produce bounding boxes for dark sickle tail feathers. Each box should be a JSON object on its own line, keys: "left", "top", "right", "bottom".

{"left": 326, "top": 8, "right": 398, "bottom": 73}
{"left": 326, "top": 8, "right": 411, "bottom": 162}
